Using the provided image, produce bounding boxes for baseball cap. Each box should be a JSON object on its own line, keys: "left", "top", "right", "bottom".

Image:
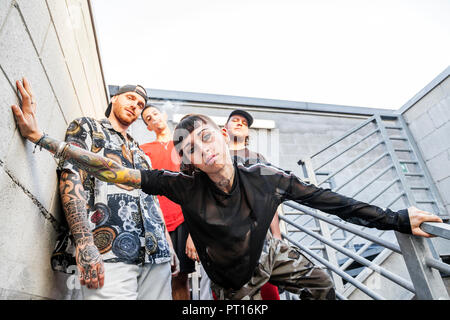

{"left": 105, "top": 84, "right": 148, "bottom": 117}
{"left": 226, "top": 109, "right": 254, "bottom": 127}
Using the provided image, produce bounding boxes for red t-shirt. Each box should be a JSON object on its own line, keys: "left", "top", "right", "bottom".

{"left": 140, "top": 141, "right": 184, "bottom": 232}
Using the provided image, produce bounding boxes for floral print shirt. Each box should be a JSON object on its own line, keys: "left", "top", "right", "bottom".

{"left": 57, "top": 117, "right": 170, "bottom": 266}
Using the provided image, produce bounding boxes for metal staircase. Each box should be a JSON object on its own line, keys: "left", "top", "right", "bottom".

{"left": 279, "top": 113, "right": 450, "bottom": 300}
{"left": 188, "top": 113, "right": 450, "bottom": 300}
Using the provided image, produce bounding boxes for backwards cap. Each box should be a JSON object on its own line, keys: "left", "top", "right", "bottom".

{"left": 105, "top": 85, "right": 148, "bottom": 117}
{"left": 226, "top": 109, "right": 254, "bottom": 127}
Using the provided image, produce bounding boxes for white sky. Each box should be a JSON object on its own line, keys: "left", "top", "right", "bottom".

{"left": 90, "top": 0, "right": 450, "bottom": 110}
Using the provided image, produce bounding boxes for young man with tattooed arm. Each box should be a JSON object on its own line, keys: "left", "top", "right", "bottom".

{"left": 12, "top": 78, "right": 443, "bottom": 300}
{"left": 12, "top": 78, "right": 178, "bottom": 300}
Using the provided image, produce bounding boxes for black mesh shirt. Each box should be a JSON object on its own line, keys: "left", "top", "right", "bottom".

{"left": 140, "top": 161, "right": 411, "bottom": 290}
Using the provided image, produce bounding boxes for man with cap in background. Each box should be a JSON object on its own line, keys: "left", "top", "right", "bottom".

{"left": 225, "top": 109, "right": 265, "bottom": 163}
{"left": 56, "top": 84, "right": 179, "bottom": 299}
{"left": 223, "top": 109, "right": 282, "bottom": 300}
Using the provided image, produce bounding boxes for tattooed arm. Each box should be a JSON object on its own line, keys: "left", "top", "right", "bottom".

{"left": 11, "top": 77, "right": 141, "bottom": 188}
{"left": 44, "top": 135, "right": 141, "bottom": 188}
{"left": 59, "top": 170, "right": 104, "bottom": 289}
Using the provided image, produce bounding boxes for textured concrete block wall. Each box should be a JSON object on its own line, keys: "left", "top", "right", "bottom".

{"left": 0, "top": 0, "right": 107, "bottom": 299}
{"left": 402, "top": 75, "right": 450, "bottom": 216}
{"left": 131, "top": 104, "right": 371, "bottom": 173}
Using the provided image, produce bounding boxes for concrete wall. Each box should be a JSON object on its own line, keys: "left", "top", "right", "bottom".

{"left": 129, "top": 100, "right": 401, "bottom": 206}
{"left": 0, "top": 0, "right": 107, "bottom": 299}
{"left": 401, "top": 68, "right": 450, "bottom": 216}
{"left": 0, "top": 0, "right": 445, "bottom": 300}
{"left": 130, "top": 102, "right": 377, "bottom": 175}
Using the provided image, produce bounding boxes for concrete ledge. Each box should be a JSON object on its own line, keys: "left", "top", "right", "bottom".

{"left": 109, "top": 85, "right": 397, "bottom": 117}
{"left": 398, "top": 66, "right": 450, "bottom": 115}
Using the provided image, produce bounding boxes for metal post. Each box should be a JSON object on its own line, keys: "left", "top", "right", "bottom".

{"left": 397, "top": 116, "right": 448, "bottom": 218}
{"left": 317, "top": 141, "right": 384, "bottom": 186}
{"left": 282, "top": 233, "right": 385, "bottom": 300}
{"left": 301, "top": 158, "right": 344, "bottom": 291}
{"left": 375, "top": 114, "right": 449, "bottom": 300}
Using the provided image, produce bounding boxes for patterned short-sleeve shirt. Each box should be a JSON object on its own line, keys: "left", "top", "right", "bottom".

{"left": 58, "top": 117, "right": 170, "bottom": 265}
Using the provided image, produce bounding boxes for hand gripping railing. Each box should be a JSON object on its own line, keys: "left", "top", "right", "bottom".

{"left": 286, "top": 113, "right": 450, "bottom": 300}
{"left": 280, "top": 203, "right": 450, "bottom": 300}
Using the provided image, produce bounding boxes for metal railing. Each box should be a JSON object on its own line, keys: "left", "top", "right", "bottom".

{"left": 188, "top": 113, "right": 449, "bottom": 300}
{"left": 280, "top": 114, "right": 449, "bottom": 300}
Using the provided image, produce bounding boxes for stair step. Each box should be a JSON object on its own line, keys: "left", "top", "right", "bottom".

{"left": 390, "top": 136, "right": 408, "bottom": 141}
{"left": 410, "top": 186, "right": 430, "bottom": 190}
{"left": 287, "top": 227, "right": 321, "bottom": 233}
{"left": 399, "top": 160, "right": 418, "bottom": 164}
{"left": 394, "top": 148, "right": 412, "bottom": 152}
{"left": 284, "top": 211, "right": 306, "bottom": 215}
{"left": 308, "top": 245, "right": 325, "bottom": 250}
{"left": 404, "top": 173, "right": 424, "bottom": 177}
{"left": 415, "top": 200, "right": 436, "bottom": 204}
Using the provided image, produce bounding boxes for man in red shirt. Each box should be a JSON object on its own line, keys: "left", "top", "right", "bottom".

{"left": 140, "top": 104, "right": 195, "bottom": 300}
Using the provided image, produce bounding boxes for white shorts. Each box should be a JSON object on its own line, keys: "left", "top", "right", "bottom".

{"left": 81, "top": 261, "right": 172, "bottom": 300}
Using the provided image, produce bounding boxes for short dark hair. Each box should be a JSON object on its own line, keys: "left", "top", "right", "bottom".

{"left": 173, "top": 114, "right": 220, "bottom": 175}
{"left": 141, "top": 103, "right": 160, "bottom": 125}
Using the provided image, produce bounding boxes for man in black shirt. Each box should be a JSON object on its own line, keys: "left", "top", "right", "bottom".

{"left": 223, "top": 109, "right": 283, "bottom": 299}
{"left": 225, "top": 109, "right": 266, "bottom": 164}
{"left": 12, "top": 81, "right": 443, "bottom": 299}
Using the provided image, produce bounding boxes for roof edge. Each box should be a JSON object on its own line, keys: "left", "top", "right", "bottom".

{"left": 108, "top": 85, "right": 396, "bottom": 117}
{"left": 397, "top": 65, "right": 450, "bottom": 115}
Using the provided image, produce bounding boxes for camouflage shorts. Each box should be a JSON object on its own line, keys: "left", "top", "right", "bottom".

{"left": 211, "top": 236, "right": 336, "bottom": 300}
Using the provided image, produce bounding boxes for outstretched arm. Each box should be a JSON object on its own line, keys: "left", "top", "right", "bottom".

{"left": 279, "top": 169, "right": 443, "bottom": 237}
{"left": 11, "top": 77, "right": 141, "bottom": 188}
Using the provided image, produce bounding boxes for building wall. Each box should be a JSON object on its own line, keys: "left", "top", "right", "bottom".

{"left": 0, "top": 0, "right": 446, "bottom": 300}
{"left": 130, "top": 103, "right": 369, "bottom": 173}
{"left": 129, "top": 101, "right": 399, "bottom": 208}
{"left": 401, "top": 70, "right": 450, "bottom": 216}
{"left": 0, "top": 0, "right": 107, "bottom": 299}
{"left": 129, "top": 100, "right": 405, "bottom": 268}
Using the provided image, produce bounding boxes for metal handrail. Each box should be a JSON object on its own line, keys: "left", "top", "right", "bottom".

{"left": 317, "top": 141, "right": 385, "bottom": 186}
{"left": 425, "top": 256, "right": 450, "bottom": 274}
{"left": 280, "top": 215, "right": 416, "bottom": 293}
{"left": 314, "top": 128, "right": 380, "bottom": 171}
{"left": 339, "top": 230, "right": 386, "bottom": 272}
{"left": 367, "top": 179, "right": 400, "bottom": 203}
{"left": 310, "top": 116, "right": 376, "bottom": 158}
{"left": 282, "top": 233, "right": 386, "bottom": 300}
{"left": 350, "top": 165, "right": 394, "bottom": 198}
{"left": 284, "top": 201, "right": 402, "bottom": 253}
{"left": 283, "top": 202, "right": 450, "bottom": 298}
{"left": 385, "top": 192, "right": 406, "bottom": 208}
{"left": 421, "top": 222, "right": 450, "bottom": 240}
{"left": 333, "top": 152, "right": 389, "bottom": 193}
{"left": 287, "top": 113, "right": 450, "bottom": 300}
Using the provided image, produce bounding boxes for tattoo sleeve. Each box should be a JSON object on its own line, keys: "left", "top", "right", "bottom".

{"left": 59, "top": 170, "right": 92, "bottom": 246}
{"left": 39, "top": 135, "right": 141, "bottom": 188}
{"left": 60, "top": 170, "right": 102, "bottom": 273}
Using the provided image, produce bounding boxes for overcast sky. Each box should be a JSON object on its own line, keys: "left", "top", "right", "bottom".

{"left": 90, "top": 0, "right": 450, "bottom": 110}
